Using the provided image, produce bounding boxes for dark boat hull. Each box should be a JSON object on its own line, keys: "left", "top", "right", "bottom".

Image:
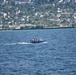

{"left": 30, "top": 39, "right": 45, "bottom": 43}
{"left": 30, "top": 40, "right": 45, "bottom": 43}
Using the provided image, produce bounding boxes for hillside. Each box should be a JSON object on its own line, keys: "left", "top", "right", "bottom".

{"left": 0, "top": 0, "right": 76, "bottom": 30}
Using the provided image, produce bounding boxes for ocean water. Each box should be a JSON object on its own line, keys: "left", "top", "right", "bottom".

{"left": 0, "top": 28, "right": 76, "bottom": 75}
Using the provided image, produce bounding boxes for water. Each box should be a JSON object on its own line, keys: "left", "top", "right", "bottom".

{"left": 0, "top": 28, "right": 76, "bottom": 75}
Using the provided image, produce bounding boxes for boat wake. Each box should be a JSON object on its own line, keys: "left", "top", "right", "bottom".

{"left": 0, "top": 41, "right": 48, "bottom": 46}
{"left": 42, "top": 41, "right": 48, "bottom": 44}
{"left": 1, "top": 42, "right": 32, "bottom": 46}
{"left": 17, "top": 42, "right": 32, "bottom": 45}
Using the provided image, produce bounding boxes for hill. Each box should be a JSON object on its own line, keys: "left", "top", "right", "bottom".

{"left": 0, "top": 0, "right": 76, "bottom": 30}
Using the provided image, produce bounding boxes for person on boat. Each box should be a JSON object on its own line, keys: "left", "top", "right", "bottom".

{"left": 30, "top": 38, "right": 44, "bottom": 43}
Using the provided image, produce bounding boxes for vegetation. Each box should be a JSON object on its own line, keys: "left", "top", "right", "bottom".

{"left": 0, "top": 0, "right": 76, "bottom": 30}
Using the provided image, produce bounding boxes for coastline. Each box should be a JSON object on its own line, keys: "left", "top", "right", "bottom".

{"left": 0, "top": 27, "right": 76, "bottom": 31}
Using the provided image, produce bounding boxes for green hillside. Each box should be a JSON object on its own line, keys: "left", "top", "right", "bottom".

{"left": 0, "top": 0, "right": 76, "bottom": 30}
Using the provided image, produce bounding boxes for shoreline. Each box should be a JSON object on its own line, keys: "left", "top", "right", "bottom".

{"left": 0, "top": 27, "right": 76, "bottom": 31}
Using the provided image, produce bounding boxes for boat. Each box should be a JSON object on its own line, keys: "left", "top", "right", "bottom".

{"left": 30, "top": 38, "right": 45, "bottom": 43}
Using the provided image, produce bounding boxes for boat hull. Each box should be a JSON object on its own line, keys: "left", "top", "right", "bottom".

{"left": 30, "top": 39, "right": 45, "bottom": 43}
{"left": 30, "top": 40, "right": 45, "bottom": 43}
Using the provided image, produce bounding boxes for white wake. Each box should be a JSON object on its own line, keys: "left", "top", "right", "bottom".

{"left": 1, "top": 42, "right": 32, "bottom": 46}
{"left": 0, "top": 41, "right": 48, "bottom": 46}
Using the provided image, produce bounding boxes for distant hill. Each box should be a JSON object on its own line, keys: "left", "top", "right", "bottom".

{"left": 0, "top": 0, "right": 76, "bottom": 30}
{"left": 15, "top": 0, "right": 55, "bottom": 4}
{"left": 31, "top": 0, "right": 55, "bottom": 4}
{"left": 18, "top": 0, "right": 29, "bottom": 1}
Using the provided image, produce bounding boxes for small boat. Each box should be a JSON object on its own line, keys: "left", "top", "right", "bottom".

{"left": 30, "top": 38, "right": 45, "bottom": 43}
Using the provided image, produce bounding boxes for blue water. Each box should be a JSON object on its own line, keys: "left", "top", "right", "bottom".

{"left": 0, "top": 28, "right": 76, "bottom": 75}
